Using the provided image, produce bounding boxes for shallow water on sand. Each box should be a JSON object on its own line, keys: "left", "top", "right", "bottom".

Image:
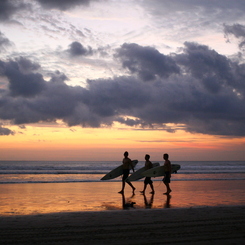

{"left": 0, "top": 180, "right": 245, "bottom": 215}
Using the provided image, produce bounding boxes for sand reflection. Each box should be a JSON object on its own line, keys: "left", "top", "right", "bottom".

{"left": 0, "top": 180, "right": 245, "bottom": 215}
{"left": 163, "top": 194, "right": 171, "bottom": 208}
{"left": 143, "top": 193, "right": 155, "bottom": 209}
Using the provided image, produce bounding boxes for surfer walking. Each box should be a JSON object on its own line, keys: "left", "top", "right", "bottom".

{"left": 118, "top": 151, "right": 136, "bottom": 194}
{"left": 163, "top": 153, "right": 172, "bottom": 195}
{"left": 140, "top": 154, "right": 155, "bottom": 194}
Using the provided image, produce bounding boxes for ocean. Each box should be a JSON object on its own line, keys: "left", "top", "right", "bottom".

{"left": 0, "top": 160, "right": 245, "bottom": 184}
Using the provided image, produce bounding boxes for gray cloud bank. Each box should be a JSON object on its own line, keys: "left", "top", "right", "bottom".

{"left": 0, "top": 0, "right": 245, "bottom": 137}
{"left": 1, "top": 0, "right": 245, "bottom": 23}
{"left": 0, "top": 39, "right": 245, "bottom": 136}
{"left": 0, "top": 0, "right": 90, "bottom": 21}
{"left": 0, "top": 0, "right": 28, "bottom": 22}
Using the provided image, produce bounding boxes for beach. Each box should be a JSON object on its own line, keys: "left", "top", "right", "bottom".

{"left": 1, "top": 180, "right": 245, "bottom": 244}
{"left": 1, "top": 206, "right": 245, "bottom": 244}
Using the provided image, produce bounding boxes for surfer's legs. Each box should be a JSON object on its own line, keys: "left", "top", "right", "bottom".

{"left": 140, "top": 184, "right": 147, "bottom": 194}
{"left": 127, "top": 181, "right": 136, "bottom": 193}
{"left": 119, "top": 181, "right": 126, "bottom": 193}
{"left": 119, "top": 169, "right": 129, "bottom": 193}
{"left": 141, "top": 177, "right": 154, "bottom": 194}
{"left": 163, "top": 173, "right": 171, "bottom": 194}
{"left": 119, "top": 181, "right": 135, "bottom": 194}
{"left": 149, "top": 183, "right": 155, "bottom": 194}
{"left": 119, "top": 169, "right": 135, "bottom": 194}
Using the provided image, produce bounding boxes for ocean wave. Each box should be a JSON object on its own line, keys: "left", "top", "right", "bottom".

{"left": 1, "top": 177, "right": 245, "bottom": 184}
{"left": 1, "top": 161, "right": 245, "bottom": 184}
{"left": 0, "top": 170, "right": 107, "bottom": 175}
{"left": 0, "top": 179, "right": 122, "bottom": 184}
{"left": 0, "top": 170, "right": 245, "bottom": 175}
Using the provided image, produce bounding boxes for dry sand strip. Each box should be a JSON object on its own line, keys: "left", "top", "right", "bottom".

{"left": 1, "top": 206, "right": 245, "bottom": 245}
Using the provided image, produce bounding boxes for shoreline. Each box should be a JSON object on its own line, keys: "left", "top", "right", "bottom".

{"left": 1, "top": 203, "right": 245, "bottom": 218}
{"left": 1, "top": 206, "right": 245, "bottom": 244}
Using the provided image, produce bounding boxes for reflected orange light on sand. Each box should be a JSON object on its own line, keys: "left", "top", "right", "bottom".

{"left": 1, "top": 181, "right": 245, "bottom": 215}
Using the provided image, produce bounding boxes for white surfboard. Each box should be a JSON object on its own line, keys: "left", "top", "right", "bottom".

{"left": 100, "top": 160, "right": 138, "bottom": 180}
{"left": 126, "top": 162, "right": 160, "bottom": 181}
{"left": 142, "top": 164, "right": 181, "bottom": 177}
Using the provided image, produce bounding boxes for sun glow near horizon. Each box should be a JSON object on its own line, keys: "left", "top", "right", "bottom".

{"left": 1, "top": 121, "right": 244, "bottom": 161}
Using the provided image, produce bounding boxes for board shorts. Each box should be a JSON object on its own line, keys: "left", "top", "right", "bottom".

{"left": 162, "top": 171, "right": 171, "bottom": 184}
{"left": 122, "top": 169, "right": 130, "bottom": 181}
{"left": 144, "top": 177, "right": 153, "bottom": 185}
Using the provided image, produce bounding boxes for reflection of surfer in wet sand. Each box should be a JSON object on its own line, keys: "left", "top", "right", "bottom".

{"left": 118, "top": 151, "right": 136, "bottom": 194}
{"left": 120, "top": 192, "right": 136, "bottom": 209}
{"left": 140, "top": 154, "right": 155, "bottom": 194}
{"left": 164, "top": 194, "right": 171, "bottom": 208}
{"left": 143, "top": 193, "right": 154, "bottom": 209}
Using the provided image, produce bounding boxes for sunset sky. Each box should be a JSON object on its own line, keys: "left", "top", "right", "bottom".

{"left": 0, "top": 0, "right": 245, "bottom": 161}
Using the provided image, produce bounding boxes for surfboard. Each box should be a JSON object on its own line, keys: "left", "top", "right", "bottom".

{"left": 100, "top": 160, "right": 138, "bottom": 180}
{"left": 126, "top": 162, "right": 160, "bottom": 181}
{"left": 142, "top": 164, "right": 181, "bottom": 177}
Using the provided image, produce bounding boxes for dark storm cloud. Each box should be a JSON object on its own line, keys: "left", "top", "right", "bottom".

{"left": 115, "top": 43, "right": 180, "bottom": 81}
{"left": 68, "top": 42, "right": 93, "bottom": 56}
{"left": 110, "top": 42, "right": 245, "bottom": 136}
{"left": 0, "top": 0, "right": 29, "bottom": 22}
{"left": 16, "top": 57, "right": 41, "bottom": 73}
{"left": 0, "top": 59, "right": 46, "bottom": 97}
{"left": 175, "top": 42, "right": 236, "bottom": 94}
{"left": 1, "top": 40, "right": 245, "bottom": 136}
{"left": 36, "top": 0, "right": 90, "bottom": 10}
{"left": 224, "top": 24, "right": 245, "bottom": 49}
{"left": 0, "top": 58, "right": 86, "bottom": 124}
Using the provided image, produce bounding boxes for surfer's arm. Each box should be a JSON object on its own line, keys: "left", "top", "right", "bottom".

{"left": 130, "top": 160, "right": 135, "bottom": 172}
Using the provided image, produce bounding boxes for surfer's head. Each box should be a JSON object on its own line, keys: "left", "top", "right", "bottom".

{"left": 124, "top": 151, "right": 129, "bottom": 157}
{"left": 163, "top": 153, "right": 169, "bottom": 160}
{"left": 145, "top": 154, "right": 150, "bottom": 160}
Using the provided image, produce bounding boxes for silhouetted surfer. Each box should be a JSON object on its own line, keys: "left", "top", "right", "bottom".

{"left": 140, "top": 154, "right": 155, "bottom": 194}
{"left": 163, "top": 153, "right": 172, "bottom": 194}
{"left": 118, "top": 151, "right": 136, "bottom": 194}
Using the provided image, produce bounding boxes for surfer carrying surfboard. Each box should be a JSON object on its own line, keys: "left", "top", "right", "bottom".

{"left": 118, "top": 151, "right": 136, "bottom": 194}
{"left": 140, "top": 154, "right": 155, "bottom": 194}
{"left": 163, "top": 153, "right": 172, "bottom": 195}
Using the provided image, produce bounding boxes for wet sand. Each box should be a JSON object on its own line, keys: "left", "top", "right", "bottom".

{"left": 1, "top": 180, "right": 245, "bottom": 244}
{"left": 1, "top": 180, "right": 245, "bottom": 215}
